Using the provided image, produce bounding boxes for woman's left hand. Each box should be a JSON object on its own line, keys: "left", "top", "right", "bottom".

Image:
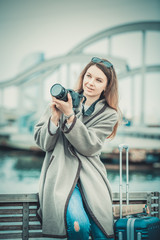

{"left": 52, "top": 93, "right": 73, "bottom": 116}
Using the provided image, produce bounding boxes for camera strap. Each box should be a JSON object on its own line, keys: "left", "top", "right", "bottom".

{"left": 84, "top": 103, "right": 108, "bottom": 125}
{"left": 82, "top": 98, "right": 100, "bottom": 117}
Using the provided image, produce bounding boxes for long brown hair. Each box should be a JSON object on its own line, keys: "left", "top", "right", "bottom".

{"left": 75, "top": 59, "right": 121, "bottom": 139}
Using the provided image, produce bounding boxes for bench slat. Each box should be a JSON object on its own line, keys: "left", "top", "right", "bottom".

{"left": 29, "top": 209, "right": 37, "bottom": 214}
{"left": 0, "top": 203, "right": 23, "bottom": 207}
{"left": 29, "top": 216, "right": 40, "bottom": 222}
{"left": 0, "top": 209, "right": 23, "bottom": 215}
{"left": 29, "top": 232, "right": 43, "bottom": 238}
{"left": 29, "top": 225, "right": 42, "bottom": 230}
{"left": 0, "top": 216, "right": 23, "bottom": 222}
{"left": 112, "top": 192, "right": 150, "bottom": 201}
{"left": 0, "top": 225, "right": 42, "bottom": 231}
{"left": 0, "top": 225, "right": 22, "bottom": 231}
{"left": 0, "top": 194, "right": 38, "bottom": 203}
{"left": 0, "top": 203, "right": 38, "bottom": 207}
{"left": 0, "top": 216, "right": 40, "bottom": 223}
{"left": 0, "top": 233, "right": 22, "bottom": 239}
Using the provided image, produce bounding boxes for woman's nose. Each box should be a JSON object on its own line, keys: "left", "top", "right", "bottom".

{"left": 88, "top": 78, "right": 94, "bottom": 85}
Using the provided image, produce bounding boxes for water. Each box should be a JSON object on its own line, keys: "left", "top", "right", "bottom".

{"left": 0, "top": 150, "right": 160, "bottom": 194}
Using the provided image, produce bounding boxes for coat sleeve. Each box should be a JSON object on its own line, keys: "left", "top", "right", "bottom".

{"left": 34, "top": 106, "right": 60, "bottom": 152}
{"left": 61, "top": 109, "right": 118, "bottom": 157}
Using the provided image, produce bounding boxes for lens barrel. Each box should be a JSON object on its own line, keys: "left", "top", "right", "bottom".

{"left": 50, "top": 84, "right": 68, "bottom": 101}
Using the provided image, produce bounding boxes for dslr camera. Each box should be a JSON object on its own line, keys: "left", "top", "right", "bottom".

{"left": 50, "top": 83, "right": 84, "bottom": 108}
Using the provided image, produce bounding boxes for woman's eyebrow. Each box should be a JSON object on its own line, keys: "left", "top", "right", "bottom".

{"left": 96, "top": 77, "right": 103, "bottom": 80}
{"left": 86, "top": 71, "right": 104, "bottom": 81}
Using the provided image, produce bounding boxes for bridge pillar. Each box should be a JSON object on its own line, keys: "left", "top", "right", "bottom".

{"left": 140, "top": 30, "right": 146, "bottom": 126}
{"left": 0, "top": 88, "right": 5, "bottom": 124}
{"left": 108, "top": 36, "right": 112, "bottom": 56}
{"left": 131, "top": 75, "right": 135, "bottom": 124}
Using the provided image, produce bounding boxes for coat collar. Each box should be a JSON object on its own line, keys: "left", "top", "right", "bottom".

{"left": 82, "top": 98, "right": 101, "bottom": 116}
{"left": 74, "top": 98, "right": 108, "bottom": 124}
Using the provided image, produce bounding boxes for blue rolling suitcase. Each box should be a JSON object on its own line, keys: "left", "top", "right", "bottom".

{"left": 114, "top": 144, "right": 160, "bottom": 240}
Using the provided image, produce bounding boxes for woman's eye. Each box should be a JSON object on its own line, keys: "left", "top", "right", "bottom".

{"left": 87, "top": 74, "right": 91, "bottom": 78}
{"left": 97, "top": 79, "right": 102, "bottom": 82}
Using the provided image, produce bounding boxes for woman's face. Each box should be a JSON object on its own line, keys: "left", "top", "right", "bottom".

{"left": 83, "top": 65, "right": 108, "bottom": 100}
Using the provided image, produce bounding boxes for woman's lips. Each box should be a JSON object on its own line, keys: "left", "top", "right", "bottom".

{"left": 86, "top": 86, "right": 94, "bottom": 91}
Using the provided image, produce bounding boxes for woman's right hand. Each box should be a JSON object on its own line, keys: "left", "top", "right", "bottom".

{"left": 50, "top": 97, "right": 62, "bottom": 126}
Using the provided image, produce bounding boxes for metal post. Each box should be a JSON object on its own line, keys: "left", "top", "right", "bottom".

{"left": 18, "top": 85, "right": 25, "bottom": 133}
{"left": 140, "top": 30, "right": 146, "bottom": 126}
{"left": 119, "top": 146, "right": 123, "bottom": 219}
{"left": 22, "top": 202, "right": 29, "bottom": 240}
{"left": 126, "top": 147, "right": 129, "bottom": 205}
{"left": 108, "top": 36, "right": 112, "bottom": 56}
{"left": 131, "top": 76, "right": 135, "bottom": 125}
{"left": 119, "top": 143, "right": 129, "bottom": 218}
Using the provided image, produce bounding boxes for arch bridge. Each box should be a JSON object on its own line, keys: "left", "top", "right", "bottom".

{"left": 0, "top": 21, "right": 160, "bottom": 134}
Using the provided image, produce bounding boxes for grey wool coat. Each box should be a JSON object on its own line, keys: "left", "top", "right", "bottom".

{"left": 34, "top": 99, "right": 118, "bottom": 239}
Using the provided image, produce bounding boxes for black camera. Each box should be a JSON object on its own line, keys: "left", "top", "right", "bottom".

{"left": 50, "top": 83, "right": 84, "bottom": 108}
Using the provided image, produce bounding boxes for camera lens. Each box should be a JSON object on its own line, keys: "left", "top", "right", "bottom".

{"left": 50, "top": 83, "right": 68, "bottom": 101}
{"left": 50, "top": 84, "right": 62, "bottom": 97}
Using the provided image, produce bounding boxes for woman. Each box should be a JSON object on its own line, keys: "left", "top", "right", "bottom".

{"left": 34, "top": 57, "right": 120, "bottom": 240}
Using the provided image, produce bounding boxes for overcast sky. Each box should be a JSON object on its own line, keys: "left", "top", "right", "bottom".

{"left": 0, "top": 0, "right": 160, "bottom": 80}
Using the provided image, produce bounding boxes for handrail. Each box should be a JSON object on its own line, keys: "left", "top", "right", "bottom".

{"left": 0, "top": 53, "right": 127, "bottom": 88}
{"left": 68, "top": 21, "right": 160, "bottom": 54}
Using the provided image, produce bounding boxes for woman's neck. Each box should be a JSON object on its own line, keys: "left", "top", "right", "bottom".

{"left": 84, "top": 95, "right": 99, "bottom": 106}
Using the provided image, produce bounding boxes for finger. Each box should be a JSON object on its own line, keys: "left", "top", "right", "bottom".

{"left": 51, "top": 96, "right": 57, "bottom": 102}
{"left": 51, "top": 96, "right": 62, "bottom": 103}
{"left": 53, "top": 98, "right": 62, "bottom": 105}
{"left": 50, "top": 101, "right": 60, "bottom": 109}
{"left": 50, "top": 103, "right": 56, "bottom": 112}
{"left": 67, "top": 92, "right": 71, "bottom": 98}
{"left": 67, "top": 93, "right": 72, "bottom": 103}
{"left": 50, "top": 102, "right": 55, "bottom": 108}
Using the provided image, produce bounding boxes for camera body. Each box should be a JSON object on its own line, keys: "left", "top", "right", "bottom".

{"left": 50, "top": 83, "right": 84, "bottom": 108}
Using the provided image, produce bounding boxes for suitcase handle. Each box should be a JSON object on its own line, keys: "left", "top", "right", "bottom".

{"left": 118, "top": 143, "right": 129, "bottom": 218}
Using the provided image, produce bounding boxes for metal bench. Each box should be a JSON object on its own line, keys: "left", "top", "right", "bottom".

{"left": 0, "top": 194, "right": 41, "bottom": 240}
{"left": 0, "top": 192, "right": 159, "bottom": 239}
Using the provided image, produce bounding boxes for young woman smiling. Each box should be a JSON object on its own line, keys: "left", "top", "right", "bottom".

{"left": 34, "top": 57, "right": 120, "bottom": 240}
